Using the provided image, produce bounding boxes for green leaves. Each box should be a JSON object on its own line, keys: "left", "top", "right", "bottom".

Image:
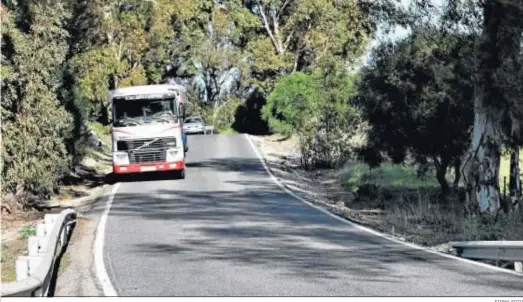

{"left": 262, "top": 66, "right": 360, "bottom": 168}
{"left": 1, "top": 1, "right": 74, "bottom": 199}
{"left": 355, "top": 28, "right": 475, "bottom": 192}
{"left": 262, "top": 72, "right": 322, "bottom": 137}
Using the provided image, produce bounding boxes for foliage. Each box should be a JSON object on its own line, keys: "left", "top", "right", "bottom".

{"left": 212, "top": 97, "right": 243, "bottom": 132}
{"left": 1, "top": 2, "right": 74, "bottom": 201}
{"left": 355, "top": 28, "right": 475, "bottom": 194}
{"left": 343, "top": 161, "right": 439, "bottom": 192}
{"left": 262, "top": 64, "right": 360, "bottom": 169}
{"left": 262, "top": 72, "right": 323, "bottom": 137}
{"left": 243, "top": 0, "right": 372, "bottom": 95}
{"left": 69, "top": 0, "right": 174, "bottom": 123}
{"left": 18, "top": 225, "right": 36, "bottom": 240}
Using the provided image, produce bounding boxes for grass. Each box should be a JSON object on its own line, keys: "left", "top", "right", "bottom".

{"left": 217, "top": 127, "right": 237, "bottom": 135}
{"left": 343, "top": 161, "right": 439, "bottom": 192}
{"left": 1, "top": 239, "right": 27, "bottom": 283}
{"left": 18, "top": 225, "right": 35, "bottom": 239}
{"left": 499, "top": 150, "right": 523, "bottom": 193}
{"left": 345, "top": 150, "right": 520, "bottom": 193}
{"left": 57, "top": 252, "right": 71, "bottom": 277}
{"left": 341, "top": 154, "right": 523, "bottom": 246}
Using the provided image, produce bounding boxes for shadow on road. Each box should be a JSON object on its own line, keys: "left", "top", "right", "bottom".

{"left": 105, "top": 171, "right": 523, "bottom": 292}
{"left": 99, "top": 151, "right": 523, "bottom": 294}
{"left": 105, "top": 171, "right": 182, "bottom": 184}
{"left": 185, "top": 158, "right": 266, "bottom": 174}
{"left": 104, "top": 157, "right": 267, "bottom": 185}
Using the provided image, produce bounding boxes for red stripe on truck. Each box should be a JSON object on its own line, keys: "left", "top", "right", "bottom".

{"left": 113, "top": 160, "right": 184, "bottom": 174}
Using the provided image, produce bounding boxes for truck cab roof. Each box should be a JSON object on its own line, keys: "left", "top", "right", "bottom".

{"left": 109, "top": 84, "right": 186, "bottom": 101}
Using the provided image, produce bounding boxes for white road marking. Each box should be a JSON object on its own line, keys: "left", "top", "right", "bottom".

{"left": 244, "top": 133, "right": 523, "bottom": 277}
{"left": 94, "top": 182, "right": 121, "bottom": 296}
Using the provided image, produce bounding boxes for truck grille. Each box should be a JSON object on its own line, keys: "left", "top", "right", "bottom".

{"left": 117, "top": 137, "right": 176, "bottom": 164}
{"left": 129, "top": 150, "right": 166, "bottom": 164}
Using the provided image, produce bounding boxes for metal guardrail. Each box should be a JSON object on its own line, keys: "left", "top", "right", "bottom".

{"left": 1, "top": 209, "right": 77, "bottom": 297}
{"left": 449, "top": 241, "right": 523, "bottom": 272}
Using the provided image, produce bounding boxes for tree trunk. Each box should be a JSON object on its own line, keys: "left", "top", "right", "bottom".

{"left": 435, "top": 159, "right": 450, "bottom": 196}
{"left": 509, "top": 148, "right": 521, "bottom": 210}
{"left": 460, "top": 1, "right": 513, "bottom": 215}
{"left": 453, "top": 158, "right": 461, "bottom": 190}
{"left": 98, "top": 102, "right": 110, "bottom": 125}
{"left": 461, "top": 108, "right": 503, "bottom": 215}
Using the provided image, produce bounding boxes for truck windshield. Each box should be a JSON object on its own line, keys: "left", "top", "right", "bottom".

{"left": 112, "top": 97, "right": 178, "bottom": 127}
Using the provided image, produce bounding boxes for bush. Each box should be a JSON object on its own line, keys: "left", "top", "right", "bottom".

{"left": 213, "top": 97, "right": 243, "bottom": 132}
{"left": 186, "top": 97, "right": 242, "bottom": 133}
{"left": 1, "top": 5, "right": 74, "bottom": 204}
{"left": 262, "top": 67, "right": 360, "bottom": 169}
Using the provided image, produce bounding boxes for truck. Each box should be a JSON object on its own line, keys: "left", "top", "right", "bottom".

{"left": 109, "top": 84, "right": 188, "bottom": 179}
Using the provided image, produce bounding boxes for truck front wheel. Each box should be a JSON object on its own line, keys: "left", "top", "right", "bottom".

{"left": 175, "top": 169, "right": 185, "bottom": 179}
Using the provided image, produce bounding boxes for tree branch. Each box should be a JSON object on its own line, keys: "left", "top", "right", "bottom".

{"left": 283, "top": 28, "right": 294, "bottom": 52}
{"left": 277, "top": 0, "right": 291, "bottom": 20}
{"left": 256, "top": 0, "right": 282, "bottom": 55}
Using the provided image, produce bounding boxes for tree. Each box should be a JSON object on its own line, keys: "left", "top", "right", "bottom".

{"left": 262, "top": 64, "right": 360, "bottom": 169}
{"left": 167, "top": 0, "right": 255, "bottom": 108}
{"left": 69, "top": 0, "right": 166, "bottom": 123}
{"left": 355, "top": 28, "right": 475, "bottom": 194}
{"left": 243, "top": 0, "right": 372, "bottom": 96}
{"left": 458, "top": 0, "right": 523, "bottom": 215}
{"left": 1, "top": 1, "right": 74, "bottom": 202}
{"left": 509, "top": 148, "right": 521, "bottom": 210}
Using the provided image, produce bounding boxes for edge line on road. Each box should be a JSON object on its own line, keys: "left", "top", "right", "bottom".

{"left": 94, "top": 182, "right": 121, "bottom": 296}
{"left": 244, "top": 133, "right": 523, "bottom": 277}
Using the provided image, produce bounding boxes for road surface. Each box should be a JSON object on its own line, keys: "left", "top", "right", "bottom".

{"left": 102, "top": 134, "right": 523, "bottom": 296}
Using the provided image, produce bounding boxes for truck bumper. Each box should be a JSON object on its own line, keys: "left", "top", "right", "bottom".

{"left": 113, "top": 160, "right": 185, "bottom": 174}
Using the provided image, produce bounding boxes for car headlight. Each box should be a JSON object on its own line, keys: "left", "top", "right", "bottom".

{"left": 113, "top": 152, "right": 129, "bottom": 165}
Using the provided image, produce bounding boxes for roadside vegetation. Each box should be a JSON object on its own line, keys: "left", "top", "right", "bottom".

{"left": 1, "top": 0, "right": 523, "bottom": 257}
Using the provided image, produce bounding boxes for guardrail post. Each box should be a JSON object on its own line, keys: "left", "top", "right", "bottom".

{"left": 28, "top": 237, "right": 39, "bottom": 256}
{"left": 16, "top": 258, "right": 30, "bottom": 281}
{"left": 515, "top": 262, "right": 523, "bottom": 272}
{"left": 28, "top": 236, "right": 49, "bottom": 256}
{"left": 17, "top": 256, "right": 43, "bottom": 276}
{"left": 44, "top": 214, "right": 59, "bottom": 226}
{"left": 37, "top": 222, "right": 53, "bottom": 236}
{"left": 2, "top": 209, "right": 77, "bottom": 297}
{"left": 36, "top": 223, "right": 46, "bottom": 237}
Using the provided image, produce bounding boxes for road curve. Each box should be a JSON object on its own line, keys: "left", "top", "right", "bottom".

{"left": 103, "top": 134, "right": 523, "bottom": 296}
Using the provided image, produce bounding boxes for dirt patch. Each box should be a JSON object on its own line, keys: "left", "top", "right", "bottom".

{"left": 1, "top": 201, "right": 44, "bottom": 244}
{"left": 1, "top": 142, "right": 111, "bottom": 287}
{"left": 1, "top": 237, "right": 28, "bottom": 283}
{"left": 54, "top": 216, "right": 103, "bottom": 296}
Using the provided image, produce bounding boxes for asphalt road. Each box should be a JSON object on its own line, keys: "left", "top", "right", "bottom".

{"left": 103, "top": 134, "right": 523, "bottom": 296}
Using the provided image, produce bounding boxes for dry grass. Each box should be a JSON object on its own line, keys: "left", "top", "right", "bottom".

{"left": 1, "top": 238, "right": 27, "bottom": 283}
{"left": 57, "top": 252, "right": 71, "bottom": 277}
{"left": 252, "top": 134, "right": 523, "bottom": 249}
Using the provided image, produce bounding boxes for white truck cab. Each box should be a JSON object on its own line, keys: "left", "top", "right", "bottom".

{"left": 109, "top": 84, "right": 187, "bottom": 179}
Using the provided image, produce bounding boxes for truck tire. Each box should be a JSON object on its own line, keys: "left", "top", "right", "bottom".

{"left": 176, "top": 169, "right": 185, "bottom": 180}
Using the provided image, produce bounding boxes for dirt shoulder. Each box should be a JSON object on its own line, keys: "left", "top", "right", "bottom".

{"left": 249, "top": 134, "right": 456, "bottom": 252}
{"left": 1, "top": 144, "right": 111, "bottom": 284}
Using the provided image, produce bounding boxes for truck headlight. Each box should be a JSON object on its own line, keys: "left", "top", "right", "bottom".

{"left": 113, "top": 152, "right": 129, "bottom": 165}
{"left": 166, "top": 148, "right": 180, "bottom": 162}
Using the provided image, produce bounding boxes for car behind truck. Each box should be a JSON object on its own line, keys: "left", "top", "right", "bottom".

{"left": 109, "top": 84, "right": 188, "bottom": 179}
